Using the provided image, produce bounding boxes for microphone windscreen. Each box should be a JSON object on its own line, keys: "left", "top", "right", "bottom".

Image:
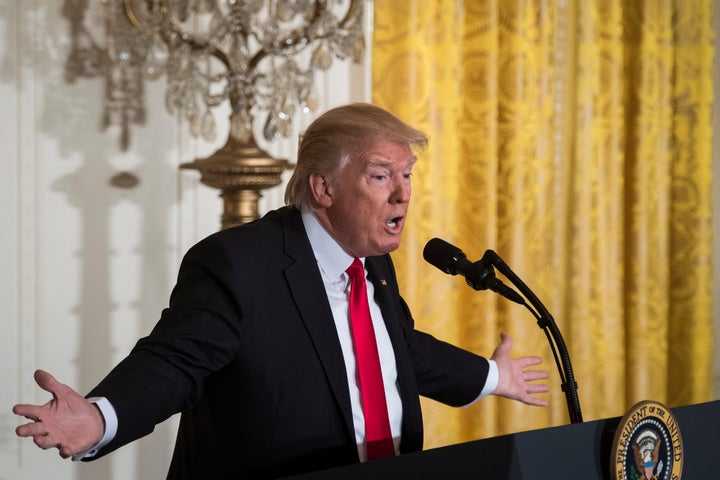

{"left": 423, "top": 238, "right": 464, "bottom": 273}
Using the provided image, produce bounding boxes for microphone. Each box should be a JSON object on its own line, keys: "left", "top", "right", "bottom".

{"left": 423, "top": 238, "right": 524, "bottom": 304}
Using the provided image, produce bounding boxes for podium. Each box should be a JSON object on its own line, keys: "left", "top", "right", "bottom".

{"left": 286, "top": 400, "right": 719, "bottom": 479}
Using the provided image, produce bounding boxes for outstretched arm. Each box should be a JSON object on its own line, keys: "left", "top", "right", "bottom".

{"left": 490, "top": 332, "right": 549, "bottom": 406}
{"left": 13, "top": 370, "right": 105, "bottom": 459}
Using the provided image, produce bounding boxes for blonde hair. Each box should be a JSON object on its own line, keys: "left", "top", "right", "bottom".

{"left": 284, "top": 103, "right": 428, "bottom": 208}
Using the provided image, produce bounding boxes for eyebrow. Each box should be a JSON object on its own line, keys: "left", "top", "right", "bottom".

{"left": 364, "top": 156, "right": 417, "bottom": 169}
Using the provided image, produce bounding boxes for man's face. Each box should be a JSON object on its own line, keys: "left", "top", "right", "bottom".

{"left": 322, "top": 139, "right": 416, "bottom": 258}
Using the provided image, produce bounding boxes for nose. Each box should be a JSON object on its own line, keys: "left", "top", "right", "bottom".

{"left": 391, "top": 176, "right": 411, "bottom": 204}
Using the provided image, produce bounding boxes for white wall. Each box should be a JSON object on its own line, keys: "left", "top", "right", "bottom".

{"left": 0, "top": 1, "right": 371, "bottom": 479}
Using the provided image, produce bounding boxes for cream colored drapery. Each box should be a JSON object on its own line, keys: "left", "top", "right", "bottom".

{"left": 372, "top": 0, "right": 714, "bottom": 448}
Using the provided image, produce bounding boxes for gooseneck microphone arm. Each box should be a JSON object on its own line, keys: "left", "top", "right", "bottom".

{"left": 482, "top": 250, "right": 583, "bottom": 424}
{"left": 422, "top": 238, "right": 582, "bottom": 424}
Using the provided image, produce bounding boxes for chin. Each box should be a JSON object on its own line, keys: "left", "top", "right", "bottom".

{"left": 380, "top": 241, "right": 401, "bottom": 254}
{"left": 363, "top": 235, "right": 402, "bottom": 257}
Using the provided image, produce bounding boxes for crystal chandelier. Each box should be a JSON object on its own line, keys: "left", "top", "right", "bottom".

{"left": 63, "top": 0, "right": 365, "bottom": 228}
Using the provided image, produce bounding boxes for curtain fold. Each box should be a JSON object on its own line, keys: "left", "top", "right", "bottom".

{"left": 372, "top": 0, "right": 714, "bottom": 448}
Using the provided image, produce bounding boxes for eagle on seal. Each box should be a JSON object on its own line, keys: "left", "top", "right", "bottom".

{"left": 632, "top": 430, "right": 662, "bottom": 480}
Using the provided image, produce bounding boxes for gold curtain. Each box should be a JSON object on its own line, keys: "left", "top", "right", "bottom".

{"left": 372, "top": 0, "right": 714, "bottom": 448}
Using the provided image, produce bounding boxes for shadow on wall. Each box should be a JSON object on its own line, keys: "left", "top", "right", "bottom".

{"left": 52, "top": 2, "right": 182, "bottom": 477}
{"left": 2, "top": 0, "right": 184, "bottom": 478}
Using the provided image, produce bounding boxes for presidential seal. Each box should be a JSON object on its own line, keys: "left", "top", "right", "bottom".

{"left": 611, "top": 400, "right": 683, "bottom": 480}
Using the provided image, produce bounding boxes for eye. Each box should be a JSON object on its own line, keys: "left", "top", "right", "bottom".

{"left": 403, "top": 173, "right": 412, "bottom": 180}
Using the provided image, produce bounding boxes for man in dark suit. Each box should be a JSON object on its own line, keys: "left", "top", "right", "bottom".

{"left": 14, "top": 103, "right": 548, "bottom": 479}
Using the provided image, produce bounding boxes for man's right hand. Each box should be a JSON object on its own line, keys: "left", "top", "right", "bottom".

{"left": 13, "top": 370, "right": 105, "bottom": 459}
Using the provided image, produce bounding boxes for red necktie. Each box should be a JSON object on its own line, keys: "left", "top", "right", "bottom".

{"left": 346, "top": 258, "right": 395, "bottom": 461}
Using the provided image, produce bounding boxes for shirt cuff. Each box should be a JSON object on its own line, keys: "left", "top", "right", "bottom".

{"left": 463, "top": 359, "right": 498, "bottom": 408}
{"left": 71, "top": 397, "right": 118, "bottom": 461}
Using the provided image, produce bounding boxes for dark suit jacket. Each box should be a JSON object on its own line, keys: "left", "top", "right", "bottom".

{"left": 87, "top": 206, "right": 489, "bottom": 479}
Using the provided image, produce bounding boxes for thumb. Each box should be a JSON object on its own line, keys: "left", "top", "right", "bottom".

{"left": 498, "top": 331, "right": 512, "bottom": 351}
{"left": 33, "top": 370, "right": 66, "bottom": 399}
{"left": 491, "top": 332, "right": 513, "bottom": 363}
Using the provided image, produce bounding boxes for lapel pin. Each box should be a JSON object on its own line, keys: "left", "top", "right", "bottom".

{"left": 380, "top": 279, "right": 387, "bottom": 286}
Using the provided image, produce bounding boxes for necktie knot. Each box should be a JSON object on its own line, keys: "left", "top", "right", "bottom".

{"left": 346, "top": 257, "right": 364, "bottom": 281}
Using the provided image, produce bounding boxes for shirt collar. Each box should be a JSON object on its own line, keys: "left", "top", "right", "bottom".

{"left": 301, "top": 206, "right": 361, "bottom": 281}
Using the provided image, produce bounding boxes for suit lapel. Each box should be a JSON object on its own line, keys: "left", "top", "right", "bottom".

{"left": 279, "top": 209, "right": 355, "bottom": 442}
{"left": 366, "top": 256, "right": 424, "bottom": 452}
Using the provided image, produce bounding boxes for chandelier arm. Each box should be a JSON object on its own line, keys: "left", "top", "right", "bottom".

{"left": 246, "top": 0, "right": 326, "bottom": 72}
{"left": 339, "top": 0, "right": 364, "bottom": 28}
{"left": 247, "top": 0, "right": 362, "bottom": 72}
{"left": 123, "top": 0, "right": 231, "bottom": 69}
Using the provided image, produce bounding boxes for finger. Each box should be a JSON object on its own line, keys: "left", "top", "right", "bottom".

{"left": 33, "top": 434, "right": 59, "bottom": 451}
{"left": 525, "top": 383, "right": 549, "bottom": 394}
{"left": 523, "top": 370, "right": 550, "bottom": 381}
{"left": 516, "top": 355, "right": 544, "bottom": 367}
{"left": 16, "top": 421, "right": 49, "bottom": 438}
{"left": 13, "top": 403, "right": 42, "bottom": 420}
{"left": 59, "top": 446, "right": 74, "bottom": 459}
{"left": 524, "top": 397, "right": 549, "bottom": 407}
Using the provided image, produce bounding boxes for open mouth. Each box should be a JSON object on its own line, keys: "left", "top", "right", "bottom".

{"left": 386, "top": 216, "right": 403, "bottom": 229}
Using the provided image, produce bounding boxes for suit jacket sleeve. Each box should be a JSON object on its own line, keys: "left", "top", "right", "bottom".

{"left": 86, "top": 232, "right": 246, "bottom": 457}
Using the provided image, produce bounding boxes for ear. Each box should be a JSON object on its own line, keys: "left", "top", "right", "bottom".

{"left": 309, "top": 173, "right": 333, "bottom": 208}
